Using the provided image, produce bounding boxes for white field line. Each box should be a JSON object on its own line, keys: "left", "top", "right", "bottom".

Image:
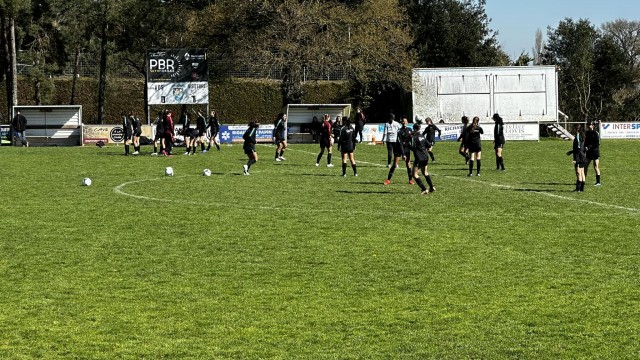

{"left": 264, "top": 144, "right": 639, "bottom": 214}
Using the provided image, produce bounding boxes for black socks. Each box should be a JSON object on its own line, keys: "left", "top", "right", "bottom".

{"left": 387, "top": 164, "right": 396, "bottom": 180}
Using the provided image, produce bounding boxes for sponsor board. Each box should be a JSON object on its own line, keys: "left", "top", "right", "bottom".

{"left": 219, "top": 124, "right": 276, "bottom": 143}
{"left": 600, "top": 122, "right": 640, "bottom": 139}
{"left": 146, "top": 48, "right": 208, "bottom": 105}
{"left": 1, "top": 125, "right": 11, "bottom": 145}
{"left": 82, "top": 125, "right": 153, "bottom": 145}
{"left": 481, "top": 123, "right": 539, "bottom": 141}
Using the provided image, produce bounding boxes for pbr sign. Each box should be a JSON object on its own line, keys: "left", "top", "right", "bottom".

{"left": 146, "top": 49, "right": 208, "bottom": 105}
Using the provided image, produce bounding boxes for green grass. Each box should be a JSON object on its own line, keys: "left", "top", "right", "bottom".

{"left": 1, "top": 140, "right": 639, "bottom": 359}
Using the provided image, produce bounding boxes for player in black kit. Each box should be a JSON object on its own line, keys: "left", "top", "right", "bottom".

{"left": 584, "top": 121, "right": 601, "bottom": 186}
{"left": 195, "top": 110, "right": 207, "bottom": 153}
{"left": 467, "top": 116, "right": 483, "bottom": 176}
{"left": 458, "top": 116, "right": 470, "bottom": 163}
{"left": 410, "top": 122, "right": 436, "bottom": 195}
{"left": 423, "top": 117, "right": 441, "bottom": 162}
{"left": 398, "top": 116, "right": 414, "bottom": 184}
{"left": 131, "top": 113, "right": 142, "bottom": 155}
{"left": 207, "top": 110, "right": 221, "bottom": 151}
{"left": 566, "top": 123, "right": 587, "bottom": 192}
{"left": 338, "top": 118, "right": 358, "bottom": 177}
{"left": 243, "top": 121, "right": 259, "bottom": 175}
{"left": 273, "top": 113, "right": 287, "bottom": 161}
{"left": 492, "top": 113, "right": 506, "bottom": 170}
{"left": 384, "top": 115, "right": 407, "bottom": 185}
{"left": 122, "top": 112, "right": 133, "bottom": 155}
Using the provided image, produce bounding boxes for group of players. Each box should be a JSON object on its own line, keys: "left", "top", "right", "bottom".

{"left": 121, "top": 108, "right": 221, "bottom": 157}
{"left": 240, "top": 110, "right": 513, "bottom": 195}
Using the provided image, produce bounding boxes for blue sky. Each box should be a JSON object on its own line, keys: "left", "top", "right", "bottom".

{"left": 484, "top": 0, "right": 640, "bottom": 60}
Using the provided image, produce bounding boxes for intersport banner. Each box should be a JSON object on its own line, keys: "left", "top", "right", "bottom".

{"left": 146, "top": 49, "right": 208, "bottom": 105}
{"left": 600, "top": 122, "right": 640, "bottom": 139}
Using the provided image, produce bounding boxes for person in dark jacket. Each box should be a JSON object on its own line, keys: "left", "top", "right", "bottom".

{"left": 467, "top": 116, "right": 484, "bottom": 176}
{"left": 422, "top": 117, "right": 441, "bottom": 162}
{"left": 311, "top": 115, "right": 321, "bottom": 143}
{"left": 152, "top": 110, "right": 165, "bottom": 156}
{"left": 163, "top": 110, "right": 175, "bottom": 156}
{"left": 492, "top": 113, "right": 506, "bottom": 171}
{"left": 122, "top": 112, "right": 133, "bottom": 155}
{"left": 338, "top": 118, "right": 358, "bottom": 177}
{"left": 458, "top": 116, "right": 470, "bottom": 163}
{"left": 273, "top": 113, "right": 287, "bottom": 161}
{"left": 131, "top": 113, "right": 142, "bottom": 155}
{"left": 566, "top": 123, "right": 587, "bottom": 192}
{"left": 243, "top": 121, "right": 260, "bottom": 175}
{"left": 584, "top": 121, "right": 601, "bottom": 186}
{"left": 11, "top": 110, "right": 28, "bottom": 147}
{"left": 398, "top": 116, "right": 414, "bottom": 184}
{"left": 207, "top": 109, "right": 221, "bottom": 151}
{"left": 195, "top": 109, "right": 207, "bottom": 153}
{"left": 411, "top": 122, "right": 436, "bottom": 195}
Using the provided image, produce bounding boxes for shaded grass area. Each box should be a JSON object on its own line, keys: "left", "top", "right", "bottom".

{"left": 1, "top": 140, "right": 639, "bottom": 359}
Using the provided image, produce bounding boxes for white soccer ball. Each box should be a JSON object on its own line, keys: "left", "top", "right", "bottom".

{"left": 203, "top": 168, "right": 211, "bottom": 177}
{"left": 82, "top": 178, "right": 92, "bottom": 186}
{"left": 165, "top": 167, "right": 174, "bottom": 176}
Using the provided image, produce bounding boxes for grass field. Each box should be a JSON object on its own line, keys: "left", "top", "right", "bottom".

{"left": 1, "top": 139, "right": 639, "bottom": 359}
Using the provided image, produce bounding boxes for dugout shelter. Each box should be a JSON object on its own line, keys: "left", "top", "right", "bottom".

{"left": 12, "top": 105, "right": 82, "bottom": 146}
{"left": 286, "top": 104, "right": 351, "bottom": 143}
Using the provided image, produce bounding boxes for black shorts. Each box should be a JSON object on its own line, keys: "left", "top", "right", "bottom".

{"left": 244, "top": 147, "right": 255, "bottom": 155}
{"left": 403, "top": 146, "right": 411, "bottom": 160}
{"left": 134, "top": 130, "right": 142, "bottom": 137}
{"left": 197, "top": 131, "right": 205, "bottom": 137}
{"left": 320, "top": 137, "right": 331, "bottom": 149}
{"left": 391, "top": 142, "right": 403, "bottom": 157}
{"left": 575, "top": 162, "right": 585, "bottom": 169}
{"left": 341, "top": 145, "right": 354, "bottom": 154}
{"left": 586, "top": 149, "right": 600, "bottom": 160}
{"left": 494, "top": 141, "right": 504, "bottom": 150}
{"left": 413, "top": 159, "right": 429, "bottom": 168}
{"left": 124, "top": 131, "right": 132, "bottom": 141}
{"left": 210, "top": 131, "right": 218, "bottom": 138}
{"left": 468, "top": 142, "right": 482, "bottom": 153}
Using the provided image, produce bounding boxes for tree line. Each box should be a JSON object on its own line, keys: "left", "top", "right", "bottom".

{"left": 1, "top": 0, "right": 639, "bottom": 123}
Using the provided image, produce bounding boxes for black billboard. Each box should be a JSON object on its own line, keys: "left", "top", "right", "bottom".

{"left": 146, "top": 49, "right": 208, "bottom": 82}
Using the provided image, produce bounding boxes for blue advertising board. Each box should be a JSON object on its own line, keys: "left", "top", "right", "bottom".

{"left": 219, "top": 124, "right": 276, "bottom": 144}
{"left": 1, "top": 125, "right": 11, "bottom": 145}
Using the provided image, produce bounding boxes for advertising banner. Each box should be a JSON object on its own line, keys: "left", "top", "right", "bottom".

{"left": 219, "top": 124, "right": 276, "bottom": 144}
{"left": 600, "top": 122, "right": 640, "bottom": 139}
{"left": 1, "top": 124, "right": 10, "bottom": 145}
{"left": 146, "top": 49, "right": 208, "bottom": 105}
{"left": 481, "top": 123, "right": 539, "bottom": 141}
{"left": 82, "top": 125, "right": 153, "bottom": 145}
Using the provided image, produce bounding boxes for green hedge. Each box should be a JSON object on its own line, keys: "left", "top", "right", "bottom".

{"left": 0, "top": 77, "right": 350, "bottom": 125}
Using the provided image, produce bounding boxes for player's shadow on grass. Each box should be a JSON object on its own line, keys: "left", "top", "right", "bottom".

{"left": 510, "top": 188, "right": 564, "bottom": 193}
{"left": 522, "top": 182, "right": 574, "bottom": 186}
{"left": 300, "top": 173, "right": 337, "bottom": 177}
{"left": 336, "top": 189, "right": 393, "bottom": 195}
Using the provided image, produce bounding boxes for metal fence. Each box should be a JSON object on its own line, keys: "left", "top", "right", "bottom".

{"left": 18, "top": 53, "right": 350, "bottom": 81}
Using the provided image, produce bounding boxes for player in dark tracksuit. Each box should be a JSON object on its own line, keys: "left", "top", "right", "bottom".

{"left": 163, "top": 110, "right": 175, "bottom": 156}
{"left": 398, "top": 117, "right": 414, "bottom": 184}
{"left": 384, "top": 115, "right": 408, "bottom": 185}
{"left": 492, "top": 113, "right": 506, "bottom": 171}
{"left": 458, "top": 116, "right": 470, "bottom": 163}
{"left": 338, "top": 118, "right": 358, "bottom": 177}
{"left": 467, "top": 116, "right": 484, "bottom": 176}
{"left": 243, "top": 121, "right": 259, "bottom": 175}
{"left": 566, "top": 124, "right": 587, "bottom": 192}
{"left": 316, "top": 114, "right": 334, "bottom": 167}
{"left": 423, "top": 117, "right": 441, "bottom": 162}
{"left": 207, "top": 110, "right": 221, "bottom": 151}
{"left": 195, "top": 110, "right": 207, "bottom": 153}
{"left": 273, "top": 113, "right": 287, "bottom": 161}
{"left": 411, "top": 122, "right": 436, "bottom": 195}
{"left": 584, "top": 121, "right": 601, "bottom": 186}
{"left": 152, "top": 110, "right": 165, "bottom": 155}
{"left": 131, "top": 114, "right": 142, "bottom": 155}
{"left": 122, "top": 112, "right": 133, "bottom": 155}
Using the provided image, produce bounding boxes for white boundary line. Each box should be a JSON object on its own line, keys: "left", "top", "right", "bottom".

{"left": 264, "top": 144, "right": 639, "bottom": 214}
